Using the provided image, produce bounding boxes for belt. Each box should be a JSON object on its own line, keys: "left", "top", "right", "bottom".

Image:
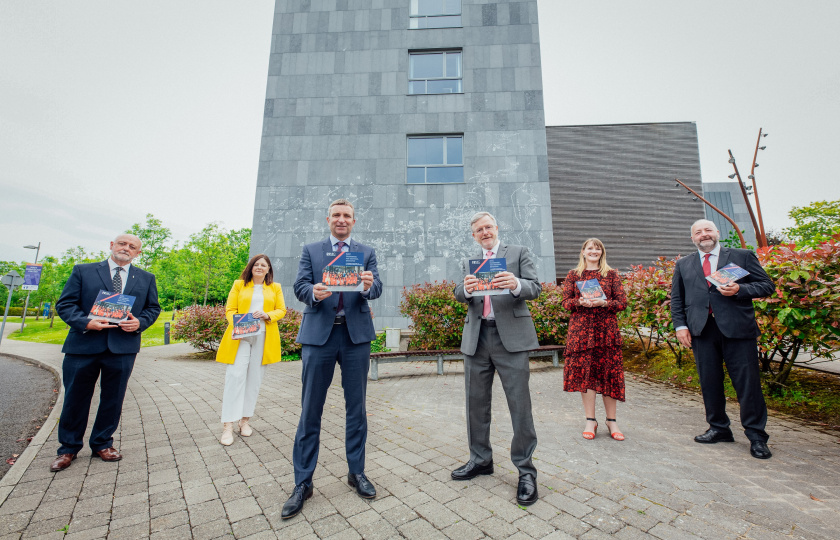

{"left": 334, "top": 316, "right": 346, "bottom": 325}
{"left": 480, "top": 318, "right": 496, "bottom": 327}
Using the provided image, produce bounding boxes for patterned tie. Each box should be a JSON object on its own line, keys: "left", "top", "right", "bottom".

{"left": 482, "top": 250, "right": 493, "bottom": 318}
{"left": 112, "top": 267, "right": 123, "bottom": 294}
{"left": 703, "top": 253, "right": 713, "bottom": 314}
{"left": 336, "top": 241, "right": 346, "bottom": 313}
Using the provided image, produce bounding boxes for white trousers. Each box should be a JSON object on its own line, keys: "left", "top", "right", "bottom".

{"left": 221, "top": 332, "right": 267, "bottom": 423}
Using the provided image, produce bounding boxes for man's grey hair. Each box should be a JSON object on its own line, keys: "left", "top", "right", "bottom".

{"left": 114, "top": 233, "right": 143, "bottom": 248}
{"left": 327, "top": 198, "right": 354, "bottom": 217}
{"left": 690, "top": 219, "right": 718, "bottom": 234}
{"left": 469, "top": 211, "right": 497, "bottom": 230}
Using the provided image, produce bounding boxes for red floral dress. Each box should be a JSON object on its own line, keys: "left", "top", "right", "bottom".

{"left": 561, "top": 269, "right": 628, "bottom": 401}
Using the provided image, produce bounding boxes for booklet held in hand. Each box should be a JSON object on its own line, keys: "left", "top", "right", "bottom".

{"left": 232, "top": 313, "right": 262, "bottom": 340}
{"left": 88, "top": 290, "right": 136, "bottom": 323}
{"left": 323, "top": 251, "right": 365, "bottom": 291}
{"left": 706, "top": 263, "right": 750, "bottom": 288}
{"left": 576, "top": 279, "right": 607, "bottom": 301}
{"left": 468, "top": 258, "right": 509, "bottom": 296}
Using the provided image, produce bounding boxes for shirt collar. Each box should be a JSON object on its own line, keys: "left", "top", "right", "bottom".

{"left": 108, "top": 257, "right": 131, "bottom": 274}
{"left": 484, "top": 240, "right": 501, "bottom": 257}
{"left": 330, "top": 235, "right": 351, "bottom": 248}
{"left": 698, "top": 244, "right": 721, "bottom": 259}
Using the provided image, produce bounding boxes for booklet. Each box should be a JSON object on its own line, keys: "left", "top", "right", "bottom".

{"left": 88, "top": 290, "right": 136, "bottom": 323}
{"left": 576, "top": 279, "right": 607, "bottom": 301}
{"left": 706, "top": 262, "right": 750, "bottom": 288}
{"left": 231, "top": 313, "right": 262, "bottom": 340}
{"left": 468, "top": 257, "right": 509, "bottom": 296}
{"left": 323, "top": 251, "right": 365, "bottom": 291}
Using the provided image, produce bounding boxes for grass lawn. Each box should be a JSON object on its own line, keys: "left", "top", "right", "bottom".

{"left": 6, "top": 312, "right": 181, "bottom": 348}
{"left": 623, "top": 339, "right": 840, "bottom": 430}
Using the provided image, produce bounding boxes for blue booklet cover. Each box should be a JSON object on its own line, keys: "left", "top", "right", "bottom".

{"left": 576, "top": 279, "right": 606, "bottom": 301}
{"left": 468, "top": 258, "right": 509, "bottom": 296}
{"left": 706, "top": 263, "right": 750, "bottom": 288}
{"left": 232, "top": 313, "right": 262, "bottom": 340}
{"left": 88, "top": 290, "right": 136, "bottom": 323}
{"left": 323, "top": 251, "right": 365, "bottom": 291}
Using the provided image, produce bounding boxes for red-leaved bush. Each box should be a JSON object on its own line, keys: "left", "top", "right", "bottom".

{"left": 277, "top": 309, "right": 302, "bottom": 356}
{"left": 172, "top": 305, "right": 228, "bottom": 352}
{"left": 399, "top": 280, "right": 567, "bottom": 350}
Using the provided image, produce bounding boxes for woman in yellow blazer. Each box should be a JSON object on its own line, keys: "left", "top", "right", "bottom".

{"left": 216, "top": 254, "right": 286, "bottom": 445}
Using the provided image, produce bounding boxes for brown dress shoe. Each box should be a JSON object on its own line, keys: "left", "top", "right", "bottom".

{"left": 50, "top": 453, "right": 77, "bottom": 472}
{"left": 94, "top": 447, "right": 122, "bottom": 462}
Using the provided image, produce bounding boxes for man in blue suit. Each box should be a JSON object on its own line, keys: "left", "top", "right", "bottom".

{"left": 51, "top": 234, "right": 160, "bottom": 472}
{"left": 283, "top": 199, "right": 383, "bottom": 519}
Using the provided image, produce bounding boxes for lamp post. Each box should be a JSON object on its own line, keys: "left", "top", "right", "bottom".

{"left": 20, "top": 242, "right": 41, "bottom": 333}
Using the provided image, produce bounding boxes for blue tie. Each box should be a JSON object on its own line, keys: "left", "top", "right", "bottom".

{"left": 336, "top": 241, "right": 346, "bottom": 313}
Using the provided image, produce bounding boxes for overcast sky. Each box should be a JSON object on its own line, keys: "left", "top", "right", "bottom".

{"left": 2, "top": 0, "right": 838, "bottom": 263}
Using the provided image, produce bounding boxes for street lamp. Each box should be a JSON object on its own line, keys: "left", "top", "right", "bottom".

{"left": 20, "top": 242, "right": 41, "bottom": 333}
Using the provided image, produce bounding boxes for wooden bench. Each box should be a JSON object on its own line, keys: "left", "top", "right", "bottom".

{"left": 369, "top": 345, "right": 564, "bottom": 381}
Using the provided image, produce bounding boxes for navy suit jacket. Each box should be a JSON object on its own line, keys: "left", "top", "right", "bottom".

{"left": 671, "top": 247, "right": 774, "bottom": 339}
{"left": 57, "top": 260, "right": 161, "bottom": 355}
{"left": 293, "top": 238, "right": 382, "bottom": 346}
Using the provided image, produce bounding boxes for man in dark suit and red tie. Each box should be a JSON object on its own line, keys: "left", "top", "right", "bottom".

{"left": 283, "top": 199, "right": 383, "bottom": 519}
{"left": 671, "top": 219, "right": 775, "bottom": 459}
{"left": 51, "top": 234, "right": 160, "bottom": 472}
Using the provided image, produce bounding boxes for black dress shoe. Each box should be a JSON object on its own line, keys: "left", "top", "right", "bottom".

{"left": 348, "top": 473, "right": 376, "bottom": 499}
{"left": 750, "top": 440, "right": 772, "bottom": 459}
{"left": 281, "top": 482, "right": 313, "bottom": 519}
{"left": 516, "top": 474, "right": 538, "bottom": 506}
{"left": 451, "top": 460, "right": 494, "bottom": 480}
{"left": 694, "top": 428, "right": 735, "bottom": 444}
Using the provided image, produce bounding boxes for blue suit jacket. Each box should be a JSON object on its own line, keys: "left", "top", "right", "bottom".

{"left": 671, "top": 247, "right": 774, "bottom": 339}
{"left": 56, "top": 260, "right": 161, "bottom": 355}
{"left": 293, "top": 238, "right": 382, "bottom": 346}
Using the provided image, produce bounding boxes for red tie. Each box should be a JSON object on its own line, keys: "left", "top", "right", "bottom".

{"left": 482, "top": 251, "right": 493, "bottom": 318}
{"left": 703, "top": 253, "right": 712, "bottom": 286}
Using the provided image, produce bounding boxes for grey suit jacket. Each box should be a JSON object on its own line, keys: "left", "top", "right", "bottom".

{"left": 671, "top": 247, "right": 774, "bottom": 339}
{"left": 454, "top": 244, "right": 541, "bottom": 355}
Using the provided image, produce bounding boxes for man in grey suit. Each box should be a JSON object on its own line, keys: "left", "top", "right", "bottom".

{"left": 452, "top": 211, "right": 541, "bottom": 506}
{"left": 671, "top": 219, "right": 775, "bottom": 459}
{"left": 282, "top": 199, "right": 383, "bottom": 519}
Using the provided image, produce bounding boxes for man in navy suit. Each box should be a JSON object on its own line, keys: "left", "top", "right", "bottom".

{"left": 282, "top": 199, "right": 383, "bottom": 519}
{"left": 51, "top": 234, "right": 160, "bottom": 472}
{"left": 671, "top": 220, "right": 774, "bottom": 459}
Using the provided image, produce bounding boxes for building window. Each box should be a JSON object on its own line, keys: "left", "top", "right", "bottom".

{"left": 407, "top": 135, "right": 464, "bottom": 184}
{"left": 410, "top": 0, "right": 462, "bottom": 29}
{"left": 409, "top": 50, "right": 462, "bottom": 95}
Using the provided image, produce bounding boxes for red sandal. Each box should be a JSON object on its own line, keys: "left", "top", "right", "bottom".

{"left": 582, "top": 418, "right": 597, "bottom": 440}
{"left": 605, "top": 418, "right": 624, "bottom": 441}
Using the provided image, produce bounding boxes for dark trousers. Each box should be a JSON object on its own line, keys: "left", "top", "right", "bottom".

{"left": 692, "top": 316, "right": 769, "bottom": 442}
{"left": 292, "top": 322, "right": 370, "bottom": 486}
{"left": 58, "top": 351, "right": 136, "bottom": 455}
{"left": 464, "top": 325, "right": 538, "bottom": 478}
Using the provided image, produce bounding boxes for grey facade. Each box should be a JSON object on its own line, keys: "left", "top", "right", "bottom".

{"left": 252, "top": 1, "right": 556, "bottom": 330}
{"left": 701, "top": 182, "right": 758, "bottom": 247}
{"left": 546, "top": 122, "right": 706, "bottom": 275}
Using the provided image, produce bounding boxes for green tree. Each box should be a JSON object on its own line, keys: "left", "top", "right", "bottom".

{"left": 127, "top": 213, "right": 172, "bottom": 269}
{"left": 784, "top": 199, "right": 840, "bottom": 248}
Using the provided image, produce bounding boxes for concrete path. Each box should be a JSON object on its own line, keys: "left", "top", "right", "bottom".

{"left": 0, "top": 338, "right": 838, "bottom": 540}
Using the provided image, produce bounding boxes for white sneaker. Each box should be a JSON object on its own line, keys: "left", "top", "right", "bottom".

{"left": 220, "top": 422, "right": 234, "bottom": 446}
{"left": 239, "top": 418, "right": 253, "bottom": 437}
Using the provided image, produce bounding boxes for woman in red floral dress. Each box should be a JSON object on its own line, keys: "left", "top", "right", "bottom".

{"left": 561, "top": 238, "right": 628, "bottom": 440}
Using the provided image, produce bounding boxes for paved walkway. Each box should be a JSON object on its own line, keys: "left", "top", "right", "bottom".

{"left": 0, "top": 339, "right": 838, "bottom": 540}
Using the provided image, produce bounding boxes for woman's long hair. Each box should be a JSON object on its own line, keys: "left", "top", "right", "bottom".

{"left": 240, "top": 254, "right": 274, "bottom": 285}
{"left": 572, "top": 238, "right": 612, "bottom": 278}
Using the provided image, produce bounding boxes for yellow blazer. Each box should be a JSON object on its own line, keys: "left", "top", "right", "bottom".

{"left": 215, "top": 280, "right": 287, "bottom": 365}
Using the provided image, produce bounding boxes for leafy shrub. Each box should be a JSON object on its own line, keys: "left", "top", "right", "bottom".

{"left": 277, "top": 308, "right": 302, "bottom": 356}
{"left": 172, "top": 305, "right": 227, "bottom": 352}
{"left": 400, "top": 281, "right": 467, "bottom": 350}
{"left": 526, "top": 282, "right": 568, "bottom": 346}
{"left": 399, "top": 280, "right": 567, "bottom": 350}
{"left": 3, "top": 307, "right": 38, "bottom": 317}
{"left": 370, "top": 331, "right": 390, "bottom": 353}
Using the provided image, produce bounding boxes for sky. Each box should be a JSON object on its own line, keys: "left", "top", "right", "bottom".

{"left": 1, "top": 0, "right": 838, "bottom": 263}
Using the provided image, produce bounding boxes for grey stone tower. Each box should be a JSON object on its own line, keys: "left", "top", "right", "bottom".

{"left": 252, "top": 0, "right": 555, "bottom": 329}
